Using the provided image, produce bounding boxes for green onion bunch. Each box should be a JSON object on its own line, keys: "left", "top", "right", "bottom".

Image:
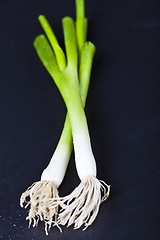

{"left": 20, "top": 0, "right": 110, "bottom": 235}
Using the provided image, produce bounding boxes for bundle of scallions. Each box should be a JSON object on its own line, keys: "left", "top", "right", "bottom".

{"left": 20, "top": 0, "right": 110, "bottom": 235}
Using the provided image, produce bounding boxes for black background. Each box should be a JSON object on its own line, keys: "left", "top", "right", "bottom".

{"left": 0, "top": 0, "right": 160, "bottom": 239}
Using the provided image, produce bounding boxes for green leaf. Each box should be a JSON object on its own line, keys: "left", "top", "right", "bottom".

{"left": 33, "top": 34, "right": 60, "bottom": 76}
{"left": 38, "top": 15, "right": 66, "bottom": 70}
{"left": 62, "top": 17, "right": 77, "bottom": 69}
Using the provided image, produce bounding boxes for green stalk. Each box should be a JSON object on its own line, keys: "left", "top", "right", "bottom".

{"left": 54, "top": 42, "right": 95, "bottom": 160}
{"left": 35, "top": 0, "right": 95, "bottom": 184}
{"left": 34, "top": 17, "right": 86, "bottom": 136}
{"left": 34, "top": 32, "right": 95, "bottom": 181}
{"left": 34, "top": 32, "right": 96, "bottom": 179}
{"left": 76, "top": 0, "right": 85, "bottom": 53}
{"left": 62, "top": 17, "right": 77, "bottom": 69}
{"left": 79, "top": 42, "right": 95, "bottom": 103}
{"left": 38, "top": 15, "right": 66, "bottom": 70}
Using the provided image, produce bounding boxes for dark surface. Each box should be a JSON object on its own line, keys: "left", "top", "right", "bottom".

{"left": 0, "top": 0, "right": 160, "bottom": 239}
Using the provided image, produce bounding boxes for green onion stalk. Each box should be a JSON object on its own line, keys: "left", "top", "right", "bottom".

{"left": 20, "top": 0, "right": 110, "bottom": 234}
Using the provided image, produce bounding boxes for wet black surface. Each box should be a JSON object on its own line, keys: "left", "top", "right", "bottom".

{"left": 0, "top": 0, "right": 160, "bottom": 239}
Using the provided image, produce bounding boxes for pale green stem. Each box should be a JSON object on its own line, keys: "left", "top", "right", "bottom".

{"left": 56, "top": 41, "right": 96, "bottom": 157}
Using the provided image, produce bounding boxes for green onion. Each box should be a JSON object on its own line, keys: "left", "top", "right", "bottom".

{"left": 20, "top": 0, "right": 110, "bottom": 234}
